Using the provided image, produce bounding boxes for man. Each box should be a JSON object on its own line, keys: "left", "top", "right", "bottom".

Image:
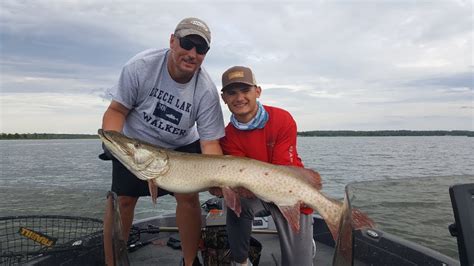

{"left": 215, "top": 66, "right": 319, "bottom": 266}
{"left": 101, "top": 17, "right": 224, "bottom": 266}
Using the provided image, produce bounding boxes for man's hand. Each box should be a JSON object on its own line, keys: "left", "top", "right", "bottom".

{"left": 294, "top": 167, "right": 322, "bottom": 190}
{"left": 313, "top": 171, "right": 322, "bottom": 190}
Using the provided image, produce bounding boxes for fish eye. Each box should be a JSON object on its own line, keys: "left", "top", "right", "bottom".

{"left": 134, "top": 143, "right": 140, "bottom": 148}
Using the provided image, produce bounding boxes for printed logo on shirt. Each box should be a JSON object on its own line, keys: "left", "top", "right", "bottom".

{"left": 153, "top": 102, "right": 182, "bottom": 125}
{"left": 143, "top": 88, "right": 193, "bottom": 136}
{"left": 143, "top": 112, "right": 187, "bottom": 136}
{"left": 145, "top": 88, "right": 194, "bottom": 136}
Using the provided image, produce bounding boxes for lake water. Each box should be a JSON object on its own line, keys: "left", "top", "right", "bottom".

{"left": 0, "top": 136, "right": 473, "bottom": 260}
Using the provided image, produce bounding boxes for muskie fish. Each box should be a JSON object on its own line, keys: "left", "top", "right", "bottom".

{"left": 98, "top": 129, "right": 373, "bottom": 240}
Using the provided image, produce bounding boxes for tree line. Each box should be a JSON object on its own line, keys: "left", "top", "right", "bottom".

{"left": 0, "top": 133, "right": 98, "bottom": 140}
{"left": 1, "top": 130, "right": 473, "bottom": 139}
{"left": 297, "top": 130, "right": 473, "bottom": 137}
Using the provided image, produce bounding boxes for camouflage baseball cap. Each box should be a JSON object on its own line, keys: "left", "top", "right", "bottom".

{"left": 221, "top": 66, "right": 257, "bottom": 91}
{"left": 174, "top": 17, "right": 211, "bottom": 46}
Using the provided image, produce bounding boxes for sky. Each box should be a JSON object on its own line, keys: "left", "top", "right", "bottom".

{"left": 0, "top": 0, "right": 472, "bottom": 134}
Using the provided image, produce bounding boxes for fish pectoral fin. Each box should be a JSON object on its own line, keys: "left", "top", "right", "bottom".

{"left": 278, "top": 203, "right": 302, "bottom": 232}
{"left": 148, "top": 180, "right": 158, "bottom": 207}
{"left": 222, "top": 187, "right": 241, "bottom": 217}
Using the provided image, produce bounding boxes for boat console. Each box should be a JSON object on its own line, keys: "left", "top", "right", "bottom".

{"left": 449, "top": 183, "right": 474, "bottom": 266}
{"left": 330, "top": 177, "right": 472, "bottom": 266}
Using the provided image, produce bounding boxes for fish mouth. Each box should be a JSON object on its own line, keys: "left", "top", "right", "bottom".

{"left": 98, "top": 129, "right": 120, "bottom": 150}
{"left": 98, "top": 129, "right": 157, "bottom": 172}
{"left": 98, "top": 129, "right": 133, "bottom": 160}
{"left": 98, "top": 129, "right": 127, "bottom": 148}
{"left": 98, "top": 129, "right": 106, "bottom": 141}
{"left": 98, "top": 129, "right": 111, "bottom": 142}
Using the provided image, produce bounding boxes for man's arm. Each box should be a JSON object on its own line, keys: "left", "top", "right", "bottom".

{"left": 99, "top": 101, "right": 130, "bottom": 160}
{"left": 201, "top": 139, "right": 224, "bottom": 197}
{"left": 102, "top": 101, "right": 130, "bottom": 131}
{"left": 199, "top": 139, "right": 223, "bottom": 155}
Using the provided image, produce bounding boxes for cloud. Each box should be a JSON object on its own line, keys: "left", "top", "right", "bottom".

{"left": 1, "top": 92, "right": 109, "bottom": 133}
{"left": 1, "top": 0, "right": 472, "bottom": 133}
{"left": 404, "top": 72, "right": 473, "bottom": 89}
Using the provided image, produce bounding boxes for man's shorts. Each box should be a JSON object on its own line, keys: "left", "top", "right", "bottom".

{"left": 111, "top": 139, "right": 201, "bottom": 197}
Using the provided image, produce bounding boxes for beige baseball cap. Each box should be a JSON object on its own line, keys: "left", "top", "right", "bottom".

{"left": 221, "top": 66, "right": 257, "bottom": 91}
{"left": 174, "top": 17, "right": 211, "bottom": 46}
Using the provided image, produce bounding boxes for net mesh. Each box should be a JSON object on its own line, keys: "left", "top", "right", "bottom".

{"left": 0, "top": 215, "right": 103, "bottom": 265}
{"left": 201, "top": 226, "right": 262, "bottom": 266}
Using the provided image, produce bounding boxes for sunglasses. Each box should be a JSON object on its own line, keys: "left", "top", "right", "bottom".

{"left": 178, "top": 37, "right": 210, "bottom": 55}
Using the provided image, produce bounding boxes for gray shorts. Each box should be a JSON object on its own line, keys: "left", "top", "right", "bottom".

{"left": 226, "top": 198, "right": 314, "bottom": 265}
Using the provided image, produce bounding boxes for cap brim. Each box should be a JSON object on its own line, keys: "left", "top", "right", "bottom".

{"left": 221, "top": 81, "right": 256, "bottom": 91}
{"left": 176, "top": 29, "right": 210, "bottom": 46}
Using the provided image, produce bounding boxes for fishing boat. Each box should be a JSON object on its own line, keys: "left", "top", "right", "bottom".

{"left": 121, "top": 179, "right": 473, "bottom": 266}
{"left": 1, "top": 180, "right": 472, "bottom": 265}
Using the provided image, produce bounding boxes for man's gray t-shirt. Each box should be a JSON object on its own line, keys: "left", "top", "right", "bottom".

{"left": 110, "top": 48, "right": 225, "bottom": 149}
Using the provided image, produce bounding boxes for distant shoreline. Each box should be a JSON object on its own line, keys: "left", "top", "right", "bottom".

{"left": 0, "top": 133, "right": 98, "bottom": 140}
{"left": 298, "top": 130, "right": 473, "bottom": 137}
{"left": 1, "top": 130, "right": 473, "bottom": 139}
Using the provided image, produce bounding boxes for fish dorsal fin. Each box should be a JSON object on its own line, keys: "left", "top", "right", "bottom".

{"left": 283, "top": 166, "right": 322, "bottom": 190}
{"left": 278, "top": 202, "right": 302, "bottom": 232}
{"left": 223, "top": 187, "right": 241, "bottom": 217}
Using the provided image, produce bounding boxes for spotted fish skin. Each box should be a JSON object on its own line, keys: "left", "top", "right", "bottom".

{"left": 98, "top": 129, "right": 373, "bottom": 240}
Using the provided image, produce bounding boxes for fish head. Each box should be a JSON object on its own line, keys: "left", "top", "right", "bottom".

{"left": 98, "top": 129, "right": 170, "bottom": 181}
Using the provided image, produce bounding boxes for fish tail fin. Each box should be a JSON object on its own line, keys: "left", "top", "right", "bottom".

{"left": 324, "top": 206, "right": 375, "bottom": 242}
{"left": 351, "top": 208, "right": 376, "bottom": 230}
{"left": 223, "top": 187, "right": 241, "bottom": 216}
